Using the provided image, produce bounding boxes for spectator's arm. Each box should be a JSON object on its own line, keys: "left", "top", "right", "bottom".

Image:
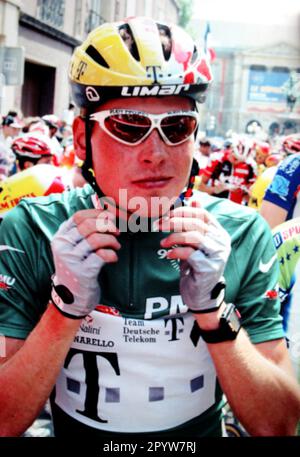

{"left": 260, "top": 200, "right": 288, "bottom": 229}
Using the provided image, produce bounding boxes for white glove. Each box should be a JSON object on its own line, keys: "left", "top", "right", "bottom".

{"left": 50, "top": 217, "right": 105, "bottom": 319}
{"left": 180, "top": 218, "right": 231, "bottom": 313}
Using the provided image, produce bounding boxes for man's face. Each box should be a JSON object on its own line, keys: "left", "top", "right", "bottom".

{"left": 3, "top": 125, "right": 21, "bottom": 139}
{"left": 23, "top": 156, "right": 53, "bottom": 169}
{"left": 255, "top": 150, "right": 268, "bottom": 165}
{"left": 90, "top": 96, "right": 195, "bottom": 217}
{"left": 228, "top": 151, "right": 241, "bottom": 165}
{"left": 199, "top": 144, "right": 210, "bottom": 156}
{"left": 37, "top": 156, "right": 53, "bottom": 165}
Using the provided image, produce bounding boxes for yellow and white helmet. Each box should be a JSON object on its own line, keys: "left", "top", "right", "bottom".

{"left": 69, "top": 16, "right": 213, "bottom": 108}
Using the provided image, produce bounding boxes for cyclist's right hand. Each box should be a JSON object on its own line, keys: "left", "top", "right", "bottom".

{"left": 212, "top": 181, "right": 228, "bottom": 194}
{"left": 50, "top": 209, "right": 120, "bottom": 319}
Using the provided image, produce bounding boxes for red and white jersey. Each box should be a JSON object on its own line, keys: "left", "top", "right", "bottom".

{"left": 203, "top": 151, "right": 256, "bottom": 204}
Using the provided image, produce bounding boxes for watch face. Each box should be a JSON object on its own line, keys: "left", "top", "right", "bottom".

{"left": 222, "top": 304, "right": 241, "bottom": 334}
{"left": 228, "top": 310, "right": 241, "bottom": 333}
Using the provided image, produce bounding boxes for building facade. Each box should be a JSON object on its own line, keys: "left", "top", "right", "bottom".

{"left": 0, "top": 0, "right": 179, "bottom": 118}
{"left": 193, "top": 15, "right": 300, "bottom": 136}
{"left": 206, "top": 43, "right": 300, "bottom": 136}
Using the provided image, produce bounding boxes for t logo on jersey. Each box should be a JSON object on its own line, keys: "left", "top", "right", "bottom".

{"left": 164, "top": 317, "right": 184, "bottom": 341}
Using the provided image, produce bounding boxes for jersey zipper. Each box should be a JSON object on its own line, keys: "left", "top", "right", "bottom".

{"left": 128, "top": 234, "right": 135, "bottom": 310}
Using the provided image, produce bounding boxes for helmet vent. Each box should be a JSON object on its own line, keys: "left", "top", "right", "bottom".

{"left": 157, "top": 24, "right": 172, "bottom": 60}
{"left": 86, "top": 45, "right": 109, "bottom": 68}
{"left": 119, "top": 24, "right": 140, "bottom": 61}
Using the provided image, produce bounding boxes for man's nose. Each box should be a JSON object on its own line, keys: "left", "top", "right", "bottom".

{"left": 138, "top": 129, "right": 168, "bottom": 164}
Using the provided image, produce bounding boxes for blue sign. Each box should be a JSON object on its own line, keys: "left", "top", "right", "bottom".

{"left": 248, "top": 70, "right": 289, "bottom": 103}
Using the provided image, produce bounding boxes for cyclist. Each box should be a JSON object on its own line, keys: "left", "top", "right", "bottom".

{"left": 272, "top": 218, "right": 300, "bottom": 437}
{"left": 199, "top": 137, "right": 256, "bottom": 204}
{"left": 42, "top": 114, "right": 64, "bottom": 165}
{"left": 12, "top": 132, "right": 55, "bottom": 170}
{"left": 0, "top": 133, "right": 71, "bottom": 220}
{"left": 254, "top": 141, "right": 270, "bottom": 177}
{"left": 0, "top": 17, "right": 299, "bottom": 438}
{"left": 260, "top": 134, "right": 300, "bottom": 228}
{"left": 194, "top": 137, "right": 211, "bottom": 171}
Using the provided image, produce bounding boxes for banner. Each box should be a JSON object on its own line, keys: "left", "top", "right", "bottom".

{"left": 247, "top": 69, "right": 290, "bottom": 103}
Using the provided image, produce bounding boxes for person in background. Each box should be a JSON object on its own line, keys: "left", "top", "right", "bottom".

{"left": 0, "top": 142, "right": 15, "bottom": 180}
{"left": 62, "top": 102, "right": 76, "bottom": 128}
{"left": 0, "top": 114, "right": 23, "bottom": 147}
{"left": 42, "top": 114, "right": 64, "bottom": 165}
{"left": 272, "top": 217, "right": 300, "bottom": 436}
{"left": 254, "top": 141, "right": 270, "bottom": 177}
{"left": 199, "top": 137, "right": 256, "bottom": 204}
{"left": 194, "top": 138, "right": 211, "bottom": 171}
{"left": 0, "top": 133, "right": 72, "bottom": 222}
{"left": 12, "top": 133, "right": 54, "bottom": 171}
{"left": 260, "top": 134, "right": 300, "bottom": 228}
{"left": 0, "top": 114, "right": 24, "bottom": 177}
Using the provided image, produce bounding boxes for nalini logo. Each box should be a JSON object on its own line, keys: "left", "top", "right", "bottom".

{"left": 0, "top": 333, "right": 6, "bottom": 358}
{"left": 86, "top": 86, "right": 100, "bottom": 102}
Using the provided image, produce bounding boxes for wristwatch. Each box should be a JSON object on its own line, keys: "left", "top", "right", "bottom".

{"left": 197, "top": 303, "right": 242, "bottom": 343}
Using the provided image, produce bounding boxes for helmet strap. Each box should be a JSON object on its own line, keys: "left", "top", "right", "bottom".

{"left": 81, "top": 112, "right": 106, "bottom": 199}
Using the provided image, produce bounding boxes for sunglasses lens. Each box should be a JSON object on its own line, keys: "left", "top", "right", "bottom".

{"left": 161, "top": 115, "right": 197, "bottom": 144}
{"left": 104, "top": 114, "right": 151, "bottom": 144}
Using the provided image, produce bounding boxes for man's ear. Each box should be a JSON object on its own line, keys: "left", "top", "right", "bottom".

{"left": 73, "top": 116, "right": 86, "bottom": 161}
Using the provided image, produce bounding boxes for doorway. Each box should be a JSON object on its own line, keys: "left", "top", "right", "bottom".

{"left": 21, "top": 61, "right": 56, "bottom": 117}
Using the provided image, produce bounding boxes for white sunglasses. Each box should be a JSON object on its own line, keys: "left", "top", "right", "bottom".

{"left": 90, "top": 109, "right": 199, "bottom": 146}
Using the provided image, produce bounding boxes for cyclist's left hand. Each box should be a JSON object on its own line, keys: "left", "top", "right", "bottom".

{"left": 159, "top": 201, "right": 231, "bottom": 313}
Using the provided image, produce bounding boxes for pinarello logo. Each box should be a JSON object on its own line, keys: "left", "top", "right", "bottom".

{"left": 0, "top": 282, "right": 10, "bottom": 290}
{"left": 95, "top": 304, "right": 120, "bottom": 316}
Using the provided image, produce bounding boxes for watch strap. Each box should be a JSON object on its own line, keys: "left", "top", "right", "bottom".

{"left": 197, "top": 303, "right": 241, "bottom": 343}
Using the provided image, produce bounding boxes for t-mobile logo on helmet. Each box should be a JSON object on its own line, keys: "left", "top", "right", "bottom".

{"left": 146, "top": 65, "right": 163, "bottom": 83}
{"left": 0, "top": 333, "right": 6, "bottom": 358}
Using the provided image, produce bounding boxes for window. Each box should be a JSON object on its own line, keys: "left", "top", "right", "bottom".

{"left": 249, "top": 65, "right": 267, "bottom": 72}
{"left": 272, "top": 66, "right": 290, "bottom": 73}
{"left": 74, "top": 0, "right": 83, "bottom": 37}
{"left": 36, "top": 0, "right": 65, "bottom": 29}
{"left": 115, "top": 0, "right": 121, "bottom": 19}
{"left": 85, "top": 0, "right": 104, "bottom": 34}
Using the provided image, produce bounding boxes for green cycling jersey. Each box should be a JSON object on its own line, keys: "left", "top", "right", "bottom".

{"left": 0, "top": 185, "right": 284, "bottom": 436}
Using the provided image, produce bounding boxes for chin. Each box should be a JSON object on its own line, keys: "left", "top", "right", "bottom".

{"left": 136, "top": 193, "right": 181, "bottom": 219}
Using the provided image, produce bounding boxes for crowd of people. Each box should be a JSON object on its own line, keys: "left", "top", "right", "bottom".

{"left": 192, "top": 133, "right": 293, "bottom": 206}
{"left": 0, "top": 109, "right": 87, "bottom": 220}
{"left": 191, "top": 132, "right": 300, "bottom": 436}
{"left": 0, "top": 16, "right": 300, "bottom": 439}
